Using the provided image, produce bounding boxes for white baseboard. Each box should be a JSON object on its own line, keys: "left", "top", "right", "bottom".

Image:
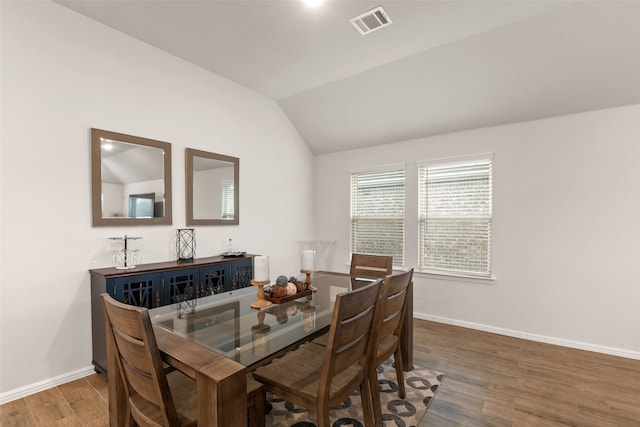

{"left": 0, "top": 365, "right": 96, "bottom": 405}
{"left": 415, "top": 312, "right": 640, "bottom": 361}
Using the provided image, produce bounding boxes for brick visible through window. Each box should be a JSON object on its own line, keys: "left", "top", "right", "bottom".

{"left": 418, "top": 156, "right": 493, "bottom": 277}
{"left": 351, "top": 169, "right": 404, "bottom": 266}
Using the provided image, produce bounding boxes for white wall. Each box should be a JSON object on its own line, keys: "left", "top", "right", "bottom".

{"left": 316, "top": 104, "right": 640, "bottom": 358}
{"left": 102, "top": 182, "right": 125, "bottom": 217}
{"left": 0, "top": 1, "right": 315, "bottom": 398}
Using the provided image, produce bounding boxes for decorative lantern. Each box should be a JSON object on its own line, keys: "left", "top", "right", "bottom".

{"left": 177, "top": 228, "right": 196, "bottom": 262}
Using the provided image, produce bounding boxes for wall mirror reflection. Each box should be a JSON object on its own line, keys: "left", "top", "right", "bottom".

{"left": 91, "top": 128, "right": 172, "bottom": 226}
{"left": 186, "top": 148, "right": 239, "bottom": 225}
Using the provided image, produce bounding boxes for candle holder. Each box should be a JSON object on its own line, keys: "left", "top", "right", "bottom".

{"left": 301, "top": 302, "right": 317, "bottom": 332}
{"left": 301, "top": 269, "right": 317, "bottom": 292}
{"left": 110, "top": 235, "right": 142, "bottom": 269}
{"left": 316, "top": 240, "right": 337, "bottom": 271}
{"left": 250, "top": 280, "right": 272, "bottom": 309}
{"left": 177, "top": 228, "right": 196, "bottom": 262}
{"left": 251, "top": 310, "right": 271, "bottom": 356}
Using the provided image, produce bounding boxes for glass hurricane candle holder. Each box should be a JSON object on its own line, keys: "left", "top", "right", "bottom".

{"left": 177, "top": 228, "right": 196, "bottom": 262}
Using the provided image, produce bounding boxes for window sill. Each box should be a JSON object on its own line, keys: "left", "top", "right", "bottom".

{"left": 415, "top": 269, "right": 496, "bottom": 285}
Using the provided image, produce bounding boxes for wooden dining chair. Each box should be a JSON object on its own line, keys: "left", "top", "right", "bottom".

{"left": 101, "top": 293, "right": 265, "bottom": 427}
{"left": 252, "top": 279, "right": 383, "bottom": 427}
{"left": 350, "top": 253, "right": 393, "bottom": 283}
{"left": 311, "top": 269, "right": 414, "bottom": 426}
{"left": 368, "top": 268, "right": 414, "bottom": 427}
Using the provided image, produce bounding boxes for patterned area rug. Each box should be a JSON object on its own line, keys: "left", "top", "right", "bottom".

{"left": 264, "top": 361, "right": 444, "bottom": 427}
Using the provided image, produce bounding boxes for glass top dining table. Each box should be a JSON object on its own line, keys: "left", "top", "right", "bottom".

{"left": 149, "top": 272, "right": 360, "bottom": 369}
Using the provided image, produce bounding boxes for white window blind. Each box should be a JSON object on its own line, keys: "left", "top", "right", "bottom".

{"left": 418, "top": 157, "right": 492, "bottom": 277}
{"left": 351, "top": 169, "right": 405, "bottom": 266}
{"left": 221, "top": 182, "right": 234, "bottom": 219}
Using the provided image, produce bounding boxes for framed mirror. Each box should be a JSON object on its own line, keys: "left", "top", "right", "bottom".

{"left": 185, "top": 148, "right": 239, "bottom": 226}
{"left": 91, "top": 128, "right": 172, "bottom": 226}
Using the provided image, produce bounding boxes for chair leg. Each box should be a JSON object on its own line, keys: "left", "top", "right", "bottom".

{"left": 317, "top": 400, "right": 331, "bottom": 427}
{"left": 394, "top": 349, "right": 406, "bottom": 399}
{"left": 253, "top": 387, "right": 266, "bottom": 427}
{"left": 361, "top": 377, "right": 375, "bottom": 427}
{"left": 369, "top": 364, "right": 383, "bottom": 427}
{"left": 247, "top": 380, "right": 266, "bottom": 427}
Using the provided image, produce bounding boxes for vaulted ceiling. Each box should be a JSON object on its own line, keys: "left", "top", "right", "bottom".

{"left": 58, "top": 0, "right": 640, "bottom": 154}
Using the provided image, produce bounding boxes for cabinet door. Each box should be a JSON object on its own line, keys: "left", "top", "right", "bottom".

{"left": 112, "top": 273, "right": 161, "bottom": 308}
{"left": 162, "top": 268, "right": 199, "bottom": 306}
{"left": 199, "top": 264, "right": 228, "bottom": 294}
{"left": 229, "top": 259, "right": 253, "bottom": 290}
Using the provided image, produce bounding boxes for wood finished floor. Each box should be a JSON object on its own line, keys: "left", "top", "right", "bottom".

{"left": 2, "top": 319, "right": 639, "bottom": 426}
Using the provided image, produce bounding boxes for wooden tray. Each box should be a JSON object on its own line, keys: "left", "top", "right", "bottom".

{"left": 265, "top": 288, "right": 312, "bottom": 304}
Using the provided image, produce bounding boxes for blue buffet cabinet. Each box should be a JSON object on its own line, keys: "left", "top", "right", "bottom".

{"left": 90, "top": 255, "right": 255, "bottom": 374}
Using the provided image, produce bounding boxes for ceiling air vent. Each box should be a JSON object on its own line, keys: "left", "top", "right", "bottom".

{"left": 350, "top": 6, "right": 392, "bottom": 35}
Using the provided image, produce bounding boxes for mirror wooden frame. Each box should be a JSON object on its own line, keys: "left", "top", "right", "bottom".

{"left": 185, "top": 148, "right": 239, "bottom": 226}
{"left": 91, "top": 128, "right": 173, "bottom": 226}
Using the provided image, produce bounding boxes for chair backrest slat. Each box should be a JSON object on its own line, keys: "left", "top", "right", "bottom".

{"left": 379, "top": 292, "right": 405, "bottom": 336}
{"left": 332, "top": 306, "right": 375, "bottom": 374}
{"left": 373, "top": 269, "right": 413, "bottom": 360}
{"left": 319, "top": 279, "right": 382, "bottom": 401}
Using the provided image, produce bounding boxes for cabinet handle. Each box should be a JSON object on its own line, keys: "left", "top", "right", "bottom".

{"left": 155, "top": 290, "right": 160, "bottom": 307}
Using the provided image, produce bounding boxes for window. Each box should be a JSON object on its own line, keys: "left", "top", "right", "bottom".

{"left": 128, "top": 193, "right": 155, "bottom": 218}
{"left": 351, "top": 168, "right": 405, "bottom": 266}
{"left": 418, "top": 155, "right": 493, "bottom": 277}
{"left": 221, "top": 181, "right": 234, "bottom": 219}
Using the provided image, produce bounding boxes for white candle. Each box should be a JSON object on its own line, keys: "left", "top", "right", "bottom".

{"left": 254, "top": 256, "right": 269, "bottom": 281}
{"left": 301, "top": 250, "right": 315, "bottom": 271}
